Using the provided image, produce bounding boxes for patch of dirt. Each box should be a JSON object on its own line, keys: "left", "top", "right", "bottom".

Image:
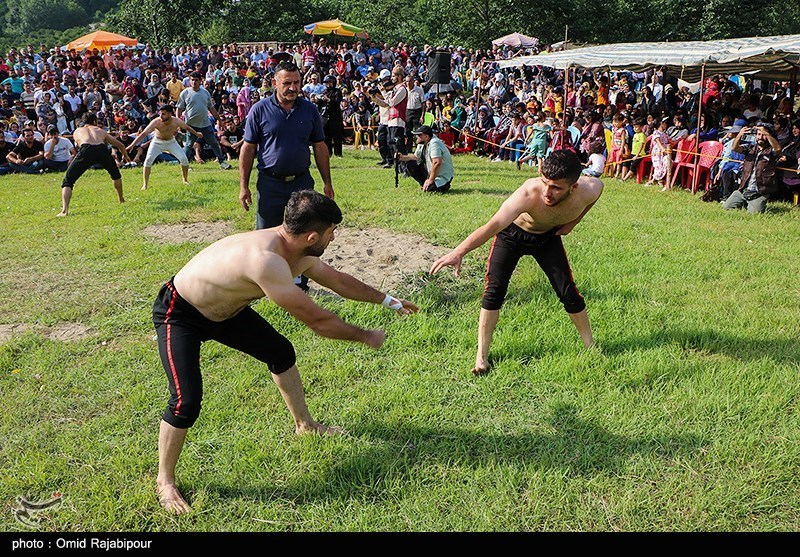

{"left": 313, "top": 227, "right": 449, "bottom": 293}
{"left": 142, "top": 221, "right": 235, "bottom": 244}
{"left": 0, "top": 322, "right": 94, "bottom": 344}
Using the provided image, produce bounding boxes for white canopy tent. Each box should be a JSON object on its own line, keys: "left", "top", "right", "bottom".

{"left": 497, "top": 34, "right": 800, "bottom": 82}
{"left": 496, "top": 34, "right": 800, "bottom": 194}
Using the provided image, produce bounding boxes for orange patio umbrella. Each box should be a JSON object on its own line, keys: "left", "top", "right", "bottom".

{"left": 66, "top": 31, "right": 139, "bottom": 52}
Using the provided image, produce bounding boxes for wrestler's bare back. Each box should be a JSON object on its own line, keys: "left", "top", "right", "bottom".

{"left": 512, "top": 176, "right": 604, "bottom": 233}
{"left": 172, "top": 228, "right": 311, "bottom": 321}
{"left": 72, "top": 124, "right": 109, "bottom": 147}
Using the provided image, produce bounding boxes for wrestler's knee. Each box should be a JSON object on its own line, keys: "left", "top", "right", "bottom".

{"left": 561, "top": 288, "right": 586, "bottom": 314}
{"left": 162, "top": 398, "right": 201, "bottom": 429}
{"left": 268, "top": 337, "right": 296, "bottom": 375}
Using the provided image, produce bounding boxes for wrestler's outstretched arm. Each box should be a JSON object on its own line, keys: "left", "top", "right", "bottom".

{"left": 303, "top": 258, "right": 418, "bottom": 316}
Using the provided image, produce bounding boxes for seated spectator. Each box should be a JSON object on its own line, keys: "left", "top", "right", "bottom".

{"left": 6, "top": 127, "right": 44, "bottom": 173}
{"left": 42, "top": 125, "right": 75, "bottom": 172}
{"left": 437, "top": 120, "right": 456, "bottom": 151}
{"left": 581, "top": 140, "right": 606, "bottom": 177}
{"left": 218, "top": 117, "right": 244, "bottom": 160}
{"left": 0, "top": 134, "right": 13, "bottom": 175}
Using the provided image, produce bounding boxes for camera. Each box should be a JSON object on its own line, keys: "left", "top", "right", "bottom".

{"left": 367, "top": 77, "right": 393, "bottom": 96}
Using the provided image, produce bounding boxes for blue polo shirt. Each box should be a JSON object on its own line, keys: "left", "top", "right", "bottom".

{"left": 244, "top": 94, "right": 325, "bottom": 175}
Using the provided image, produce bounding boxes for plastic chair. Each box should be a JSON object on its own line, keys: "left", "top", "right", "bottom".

{"left": 669, "top": 135, "right": 698, "bottom": 189}
{"left": 636, "top": 135, "right": 653, "bottom": 183}
{"left": 690, "top": 140, "right": 724, "bottom": 193}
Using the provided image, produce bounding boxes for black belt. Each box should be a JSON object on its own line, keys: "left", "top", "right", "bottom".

{"left": 259, "top": 169, "right": 308, "bottom": 182}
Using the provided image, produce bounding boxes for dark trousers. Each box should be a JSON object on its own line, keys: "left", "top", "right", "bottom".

{"left": 184, "top": 124, "right": 225, "bottom": 164}
{"left": 324, "top": 120, "right": 344, "bottom": 157}
{"left": 721, "top": 170, "right": 740, "bottom": 200}
{"left": 255, "top": 170, "right": 315, "bottom": 289}
{"left": 482, "top": 223, "right": 585, "bottom": 313}
{"left": 377, "top": 124, "right": 389, "bottom": 163}
{"left": 405, "top": 108, "right": 422, "bottom": 151}
{"left": 406, "top": 159, "right": 451, "bottom": 192}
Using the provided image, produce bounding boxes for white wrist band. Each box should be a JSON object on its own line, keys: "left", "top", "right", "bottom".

{"left": 382, "top": 294, "right": 403, "bottom": 310}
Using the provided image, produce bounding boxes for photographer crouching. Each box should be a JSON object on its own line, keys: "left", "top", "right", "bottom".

{"left": 397, "top": 125, "right": 454, "bottom": 193}
{"left": 723, "top": 121, "right": 782, "bottom": 214}
{"left": 366, "top": 67, "right": 408, "bottom": 168}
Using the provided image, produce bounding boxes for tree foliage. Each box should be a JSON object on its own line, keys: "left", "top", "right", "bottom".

{"left": 2, "top": 0, "right": 799, "bottom": 52}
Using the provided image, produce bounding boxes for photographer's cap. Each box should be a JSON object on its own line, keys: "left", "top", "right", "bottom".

{"left": 412, "top": 125, "right": 435, "bottom": 136}
{"left": 379, "top": 69, "right": 391, "bottom": 79}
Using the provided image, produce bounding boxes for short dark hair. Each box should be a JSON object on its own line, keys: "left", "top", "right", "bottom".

{"left": 274, "top": 60, "right": 300, "bottom": 76}
{"left": 158, "top": 104, "right": 174, "bottom": 113}
{"left": 83, "top": 112, "right": 97, "bottom": 125}
{"left": 283, "top": 190, "right": 342, "bottom": 235}
{"left": 190, "top": 72, "right": 202, "bottom": 79}
{"left": 541, "top": 150, "right": 582, "bottom": 183}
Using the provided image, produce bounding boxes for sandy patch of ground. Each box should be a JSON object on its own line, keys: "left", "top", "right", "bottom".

{"left": 313, "top": 227, "right": 449, "bottom": 293}
{"left": 142, "top": 221, "right": 235, "bottom": 244}
{"left": 0, "top": 322, "right": 94, "bottom": 344}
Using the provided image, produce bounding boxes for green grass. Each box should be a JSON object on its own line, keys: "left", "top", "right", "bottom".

{"left": 1, "top": 150, "right": 799, "bottom": 532}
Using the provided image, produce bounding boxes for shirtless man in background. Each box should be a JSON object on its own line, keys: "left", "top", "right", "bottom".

{"left": 59, "top": 112, "right": 130, "bottom": 217}
{"left": 430, "top": 149, "right": 603, "bottom": 375}
{"left": 128, "top": 104, "right": 202, "bottom": 189}
{"left": 153, "top": 190, "right": 418, "bottom": 513}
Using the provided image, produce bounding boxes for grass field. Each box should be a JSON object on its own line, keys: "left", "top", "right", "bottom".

{"left": 1, "top": 149, "right": 799, "bottom": 532}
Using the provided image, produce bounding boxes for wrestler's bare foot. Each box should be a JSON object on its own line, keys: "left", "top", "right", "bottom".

{"left": 56, "top": 211, "right": 68, "bottom": 217}
{"left": 296, "top": 421, "right": 345, "bottom": 436}
{"left": 141, "top": 184, "right": 148, "bottom": 190}
{"left": 157, "top": 482, "right": 192, "bottom": 514}
{"left": 182, "top": 181, "right": 190, "bottom": 186}
{"left": 472, "top": 358, "right": 491, "bottom": 376}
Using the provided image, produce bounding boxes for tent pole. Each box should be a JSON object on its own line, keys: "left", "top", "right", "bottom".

{"left": 790, "top": 69, "right": 797, "bottom": 108}
{"left": 691, "top": 63, "right": 705, "bottom": 194}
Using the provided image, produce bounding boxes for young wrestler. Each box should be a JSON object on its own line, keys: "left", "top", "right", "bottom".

{"left": 430, "top": 150, "right": 603, "bottom": 375}
{"left": 128, "top": 104, "right": 202, "bottom": 189}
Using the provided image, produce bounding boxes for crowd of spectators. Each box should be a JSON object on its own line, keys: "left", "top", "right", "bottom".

{"left": 0, "top": 37, "right": 797, "bottom": 203}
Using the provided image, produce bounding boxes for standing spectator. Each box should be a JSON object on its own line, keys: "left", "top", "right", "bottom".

{"left": 646, "top": 116, "right": 672, "bottom": 189}
{"left": 404, "top": 74, "right": 424, "bottom": 151}
{"left": 319, "top": 75, "right": 344, "bottom": 158}
{"left": 176, "top": 72, "right": 231, "bottom": 170}
{"left": 238, "top": 61, "right": 333, "bottom": 290}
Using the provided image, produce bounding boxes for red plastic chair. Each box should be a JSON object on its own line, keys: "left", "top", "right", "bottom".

{"left": 669, "top": 136, "right": 698, "bottom": 189}
{"left": 689, "top": 140, "right": 724, "bottom": 193}
{"left": 636, "top": 135, "right": 653, "bottom": 183}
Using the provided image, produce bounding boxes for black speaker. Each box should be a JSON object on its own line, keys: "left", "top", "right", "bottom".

{"left": 427, "top": 50, "right": 451, "bottom": 84}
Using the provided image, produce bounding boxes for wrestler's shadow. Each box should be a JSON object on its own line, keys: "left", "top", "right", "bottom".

{"left": 204, "top": 403, "right": 703, "bottom": 506}
{"left": 150, "top": 194, "right": 214, "bottom": 212}
{"left": 600, "top": 326, "right": 800, "bottom": 365}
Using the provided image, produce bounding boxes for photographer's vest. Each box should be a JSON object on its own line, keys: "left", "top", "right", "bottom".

{"left": 386, "top": 86, "right": 407, "bottom": 128}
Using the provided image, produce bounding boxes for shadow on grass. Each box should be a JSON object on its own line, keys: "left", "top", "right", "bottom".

{"left": 601, "top": 327, "right": 800, "bottom": 363}
{"left": 150, "top": 195, "right": 213, "bottom": 212}
{"left": 203, "top": 403, "right": 703, "bottom": 506}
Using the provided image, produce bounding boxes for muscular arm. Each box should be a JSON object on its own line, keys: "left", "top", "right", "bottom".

{"left": 176, "top": 119, "right": 202, "bottom": 137}
{"left": 103, "top": 131, "right": 131, "bottom": 161}
{"left": 258, "top": 261, "right": 382, "bottom": 346}
{"left": 238, "top": 141, "right": 257, "bottom": 211}
{"left": 430, "top": 186, "right": 533, "bottom": 276}
{"left": 303, "top": 258, "right": 417, "bottom": 315}
{"left": 311, "top": 140, "right": 333, "bottom": 199}
{"left": 129, "top": 118, "right": 159, "bottom": 148}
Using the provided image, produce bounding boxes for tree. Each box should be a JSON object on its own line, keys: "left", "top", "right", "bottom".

{"left": 6, "top": 0, "right": 89, "bottom": 34}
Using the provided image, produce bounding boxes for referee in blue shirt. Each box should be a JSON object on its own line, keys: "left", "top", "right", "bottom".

{"left": 239, "top": 61, "right": 334, "bottom": 289}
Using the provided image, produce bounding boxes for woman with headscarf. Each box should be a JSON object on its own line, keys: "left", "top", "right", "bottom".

{"left": 236, "top": 78, "right": 252, "bottom": 121}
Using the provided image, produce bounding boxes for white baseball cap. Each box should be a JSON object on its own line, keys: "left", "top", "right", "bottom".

{"left": 379, "top": 69, "right": 391, "bottom": 79}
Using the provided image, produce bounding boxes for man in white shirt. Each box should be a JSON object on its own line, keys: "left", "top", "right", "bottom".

{"left": 403, "top": 74, "right": 424, "bottom": 151}
{"left": 42, "top": 125, "right": 76, "bottom": 172}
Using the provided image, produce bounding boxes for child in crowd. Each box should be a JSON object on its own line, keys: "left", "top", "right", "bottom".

{"left": 622, "top": 117, "right": 647, "bottom": 181}
{"left": 582, "top": 141, "right": 606, "bottom": 177}
{"left": 608, "top": 113, "right": 629, "bottom": 178}
{"left": 516, "top": 111, "right": 551, "bottom": 172}
{"left": 646, "top": 116, "right": 672, "bottom": 189}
